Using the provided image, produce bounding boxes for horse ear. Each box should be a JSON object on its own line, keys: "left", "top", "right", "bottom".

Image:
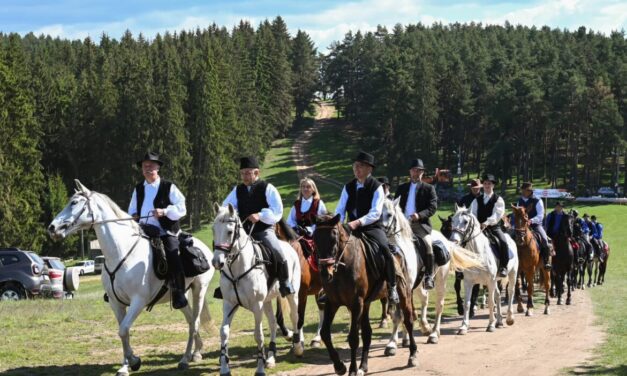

{"left": 74, "top": 179, "right": 91, "bottom": 195}
{"left": 438, "top": 215, "right": 446, "bottom": 222}
{"left": 227, "top": 203, "right": 235, "bottom": 216}
{"left": 331, "top": 214, "right": 341, "bottom": 225}
{"left": 393, "top": 196, "right": 401, "bottom": 207}
{"left": 454, "top": 203, "right": 460, "bottom": 212}
{"left": 510, "top": 203, "right": 517, "bottom": 209}
{"left": 213, "top": 202, "right": 221, "bottom": 216}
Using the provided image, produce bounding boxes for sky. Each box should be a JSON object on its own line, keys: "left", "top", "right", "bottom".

{"left": 1, "top": 0, "right": 625, "bottom": 52}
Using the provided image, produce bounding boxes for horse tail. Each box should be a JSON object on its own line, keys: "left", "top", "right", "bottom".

{"left": 277, "top": 218, "right": 299, "bottom": 241}
{"left": 200, "top": 298, "right": 213, "bottom": 332}
{"left": 448, "top": 244, "right": 482, "bottom": 272}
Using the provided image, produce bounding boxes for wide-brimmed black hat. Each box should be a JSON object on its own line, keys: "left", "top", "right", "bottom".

{"left": 354, "top": 151, "right": 375, "bottom": 168}
{"left": 409, "top": 158, "right": 425, "bottom": 170}
{"left": 482, "top": 173, "right": 498, "bottom": 184}
{"left": 521, "top": 182, "right": 533, "bottom": 191}
{"left": 240, "top": 156, "right": 260, "bottom": 170}
{"left": 137, "top": 152, "right": 163, "bottom": 168}
{"left": 377, "top": 176, "right": 390, "bottom": 186}
{"left": 467, "top": 178, "right": 481, "bottom": 188}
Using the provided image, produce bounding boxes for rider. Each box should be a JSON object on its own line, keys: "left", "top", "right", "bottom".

{"left": 590, "top": 215, "right": 605, "bottom": 261}
{"left": 517, "top": 182, "right": 552, "bottom": 270}
{"left": 286, "top": 177, "right": 328, "bottom": 255}
{"left": 583, "top": 213, "right": 599, "bottom": 255}
{"left": 335, "top": 151, "right": 399, "bottom": 303}
{"left": 128, "top": 152, "right": 188, "bottom": 309}
{"left": 458, "top": 178, "right": 482, "bottom": 209}
{"left": 544, "top": 201, "right": 569, "bottom": 240}
{"left": 394, "top": 158, "right": 438, "bottom": 290}
{"left": 222, "top": 156, "right": 295, "bottom": 297}
{"left": 470, "top": 174, "right": 509, "bottom": 278}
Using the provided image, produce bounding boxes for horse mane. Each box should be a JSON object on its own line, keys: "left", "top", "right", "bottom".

{"left": 390, "top": 201, "right": 413, "bottom": 239}
{"left": 277, "top": 218, "right": 299, "bottom": 241}
{"left": 93, "top": 192, "right": 139, "bottom": 232}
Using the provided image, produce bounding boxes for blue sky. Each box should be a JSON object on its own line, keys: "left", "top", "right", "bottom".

{"left": 2, "top": 0, "right": 625, "bottom": 51}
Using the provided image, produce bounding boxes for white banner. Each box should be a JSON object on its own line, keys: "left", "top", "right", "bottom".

{"left": 533, "top": 189, "right": 570, "bottom": 199}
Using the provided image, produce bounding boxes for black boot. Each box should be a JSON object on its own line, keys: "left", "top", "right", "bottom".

{"left": 213, "top": 287, "right": 223, "bottom": 299}
{"left": 386, "top": 257, "right": 400, "bottom": 304}
{"left": 541, "top": 245, "right": 552, "bottom": 270}
{"left": 278, "top": 261, "right": 295, "bottom": 297}
{"left": 171, "top": 274, "right": 188, "bottom": 309}
{"left": 423, "top": 253, "right": 435, "bottom": 290}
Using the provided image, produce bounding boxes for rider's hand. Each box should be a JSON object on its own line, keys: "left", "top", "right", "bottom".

{"left": 411, "top": 213, "right": 420, "bottom": 222}
{"left": 153, "top": 208, "right": 165, "bottom": 218}
{"left": 247, "top": 213, "right": 260, "bottom": 223}
{"left": 348, "top": 220, "right": 360, "bottom": 230}
{"left": 480, "top": 223, "right": 487, "bottom": 230}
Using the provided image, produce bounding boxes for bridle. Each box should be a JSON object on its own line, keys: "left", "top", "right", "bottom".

{"left": 383, "top": 207, "right": 401, "bottom": 238}
{"left": 316, "top": 223, "right": 351, "bottom": 273}
{"left": 451, "top": 212, "right": 482, "bottom": 247}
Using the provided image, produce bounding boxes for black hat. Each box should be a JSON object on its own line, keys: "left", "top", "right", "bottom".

{"left": 521, "top": 182, "right": 533, "bottom": 191}
{"left": 572, "top": 209, "right": 579, "bottom": 217}
{"left": 137, "top": 152, "right": 163, "bottom": 168}
{"left": 583, "top": 213, "right": 590, "bottom": 218}
{"left": 482, "top": 173, "right": 498, "bottom": 184}
{"left": 377, "top": 176, "right": 390, "bottom": 186}
{"left": 555, "top": 201, "right": 563, "bottom": 207}
{"left": 409, "top": 158, "right": 425, "bottom": 170}
{"left": 467, "top": 178, "right": 482, "bottom": 188}
{"left": 591, "top": 215, "right": 597, "bottom": 221}
{"left": 354, "top": 151, "right": 375, "bottom": 168}
{"left": 240, "top": 156, "right": 260, "bottom": 170}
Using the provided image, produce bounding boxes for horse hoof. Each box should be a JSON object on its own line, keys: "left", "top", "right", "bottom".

{"left": 357, "top": 369, "right": 366, "bottom": 376}
{"left": 129, "top": 357, "right": 141, "bottom": 372}
{"left": 220, "top": 372, "right": 231, "bottom": 376}
{"left": 116, "top": 372, "right": 129, "bottom": 376}
{"left": 486, "top": 326, "right": 495, "bottom": 333}
{"left": 334, "top": 362, "right": 347, "bottom": 375}
{"left": 517, "top": 306, "right": 524, "bottom": 313}
{"left": 284, "top": 329, "right": 294, "bottom": 341}
{"left": 378, "top": 320, "right": 388, "bottom": 329}
{"left": 544, "top": 307, "right": 550, "bottom": 315}
{"left": 408, "top": 355, "right": 419, "bottom": 367}
{"left": 469, "top": 309, "right": 476, "bottom": 319}
{"left": 192, "top": 352, "right": 203, "bottom": 362}
{"left": 557, "top": 300, "right": 562, "bottom": 305}
{"left": 310, "top": 340, "right": 321, "bottom": 348}
{"left": 506, "top": 317, "right": 515, "bottom": 326}
{"left": 525, "top": 310, "right": 532, "bottom": 317}
{"left": 384, "top": 345, "right": 397, "bottom": 356}
{"left": 266, "top": 358, "right": 276, "bottom": 369}
{"left": 402, "top": 338, "right": 410, "bottom": 347}
{"left": 496, "top": 322, "right": 504, "bottom": 328}
{"left": 427, "top": 335, "right": 439, "bottom": 344}
{"left": 254, "top": 372, "right": 266, "bottom": 376}
{"left": 178, "top": 362, "right": 189, "bottom": 370}
{"left": 457, "top": 328, "right": 467, "bottom": 335}
{"left": 566, "top": 299, "right": 571, "bottom": 306}
{"left": 293, "top": 342, "right": 305, "bottom": 357}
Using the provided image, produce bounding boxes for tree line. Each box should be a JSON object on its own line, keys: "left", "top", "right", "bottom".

{"left": 0, "top": 17, "right": 319, "bottom": 256}
{"left": 321, "top": 22, "right": 626, "bottom": 195}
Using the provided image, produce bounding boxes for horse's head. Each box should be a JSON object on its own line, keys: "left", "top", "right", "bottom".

{"left": 48, "top": 180, "right": 95, "bottom": 240}
{"left": 510, "top": 204, "right": 530, "bottom": 246}
{"left": 313, "top": 214, "right": 347, "bottom": 282}
{"left": 439, "top": 214, "right": 453, "bottom": 238}
{"left": 211, "top": 203, "right": 244, "bottom": 270}
{"left": 450, "top": 204, "right": 477, "bottom": 245}
{"left": 381, "top": 197, "right": 400, "bottom": 234}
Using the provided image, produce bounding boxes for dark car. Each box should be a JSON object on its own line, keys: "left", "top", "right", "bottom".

{"left": 0, "top": 248, "right": 47, "bottom": 300}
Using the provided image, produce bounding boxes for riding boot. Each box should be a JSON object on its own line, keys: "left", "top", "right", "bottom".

{"left": 317, "top": 289, "right": 327, "bottom": 305}
{"left": 423, "top": 253, "right": 435, "bottom": 290}
{"left": 213, "top": 287, "right": 223, "bottom": 300}
{"left": 171, "top": 273, "right": 188, "bottom": 309}
{"left": 541, "top": 244, "right": 552, "bottom": 270}
{"left": 386, "top": 257, "right": 400, "bottom": 304}
{"left": 278, "top": 261, "right": 295, "bottom": 297}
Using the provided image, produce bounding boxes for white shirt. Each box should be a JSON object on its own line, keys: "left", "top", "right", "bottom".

{"left": 470, "top": 192, "right": 505, "bottom": 226}
{"left": 287, "top": 197, "right": 328, "bottom": 234}
{"left": 128, "top": 178, "right": 187, "bottom": 235}
{"left": 335, "top": 178, "right": 385, "bottom": 226}
{"left": 520, "top": 196, "right": 545, "bottom": 225}
{"left": 222, "top": 181, "right": 283, "bottom": 225}
{"left": 404, "top": 181, "right": 419, "bottom": 219}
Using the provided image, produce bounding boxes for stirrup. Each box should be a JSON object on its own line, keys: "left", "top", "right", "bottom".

{"left": 388, "top": 286, "right": 400, "bottom": 304}
{"left": 423, "top": 275, "right": 435, "bottom": 290}
{"left": 497, "top": 267, "right": 508, "bottom": 277}
{"left": 544, "top": 263, "right": 552, "bottom": 271}
{"left": 279, "top": 281, "right": 295, "bottom": 297}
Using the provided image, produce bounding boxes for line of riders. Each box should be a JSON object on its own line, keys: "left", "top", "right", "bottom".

{"left": 126, "top": 150, "right": 607, "bottom": 311}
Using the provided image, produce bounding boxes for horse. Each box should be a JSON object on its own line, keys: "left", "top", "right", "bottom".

{"left": 449, "top": 205, "right": 519, "bottom": 334}
{"left": 211, "top": 204, "right": 303, "bottom": 376}
{"left": 550, "top": 213, "right": 574, "bottom": 306}
{"left": 381, "top": 198, "right": 481, "bottom": 351}
{"left": 590, "top": 238, "right": 610, "bottom": 286}
{"left": 571, "top": 218, "right": 592, "bottom": 289}
{"left": 274, "top": 219, "right": 325, "bottom": 348}
{"left": 48, "top": 180, "right": 214, "bottom": 376}
{"left": 314, "top": 214, "right": 417, "bottom": 375}
{"left": 510, "top": 205, "right": 551, "bottom": 316}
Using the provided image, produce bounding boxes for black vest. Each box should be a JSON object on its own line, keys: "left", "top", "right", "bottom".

{"left": 476, "top": 193, "right": 499, "bottom": 224}
{"left": 458, "top": 193, "right": 478, "bottom": 209}
{"left": 517, "top": 196, "right": 539, "bottom": 219}
{"left": 345, "top": 176, "right": 382, "bottom": 229}
{"left": 135, "top": 180, "right": 180, "bottom": 233}
{"left": 236, "top": 180, "right": 271, "bottom": 233}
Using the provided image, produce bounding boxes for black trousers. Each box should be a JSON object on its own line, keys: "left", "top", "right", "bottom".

{"left": 357, "top": 226, "right": 395, "bottom": 286}
{"left": 487, "top": 226, "right": 509, "bottom": 267}
{"left": 162, "top": 235, "right": 184, "bottom": 278}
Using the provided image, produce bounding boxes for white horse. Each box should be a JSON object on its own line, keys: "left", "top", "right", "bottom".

{"left": 449, "top": 205, "right": 518, "bottom": 334}
{"left": 381, "top": 198, "right": 481, "bottom": 353}
{"left": 212, "top": 203, "right": 302, "bottom": 376}
{"left": 48, "top": 180, "right": 214, "bottom": 376}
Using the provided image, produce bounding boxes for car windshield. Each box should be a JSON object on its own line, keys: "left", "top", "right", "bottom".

{"left": 48, "top": 259, "right": 65, "bottom": 270}
{"left": 95, "top": 257, "right": 105, "bottom": 264}
{"left": 76, "top": 261, "right": 86, "bottom": 266}
{"left": 28, "top": 252, "right": 45, "bottom": 267}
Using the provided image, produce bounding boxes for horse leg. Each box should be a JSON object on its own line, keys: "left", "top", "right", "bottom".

{"left": 378, "top": 298, "right": 389, "bottom": 328}
{"left": 542, "top": 268, "right": 550, "bottom": 315}
{"left": 384, "top": 304, "right": 401, "bottom": 356}
{"left": 454, "top": 273, "right": 464, "bottom": 315}
{"left": 486, "top": 282, "right": 497, "bottom": 332}
{"left": 275, "top": 298, "right": 290, "bottom": 339}
{"left": 287, "top": 293, "right": 304, "bottom": 357}
{"left": 516, "top": 272, "right": 524, "bottom": 313}
{"left": 297, "top": 290, "right": 308, "bottom": 349}
{"left": 458, "top": 279, "right": 472, "bottom": 335}
{"left": 556, "top": 272, "right": 563, "bottom": 305}
{"left": 506, "top": 271, "right": 516, "bottom": 325}
{"left": 428, "top": 270, "right": 446, "bottom": 344}
{"left": 219, "top": 301, "right": 238, "bottom": 376}
{"left": 494, "top": 282, "right": 504, "bottom": 328}
{"left": 252, "top": 302, "right": 267, "bottom": 376}
{"left": 478, "top": 285, "right": 486, "bottom": 309}
{"left": 358, "top": 303, "right": 372, "bottom": 375}
{"left": 178, "top": 302, "right": 195, "bottom": 369}
{"left": 321, "top": 302, "right": 346, "bottom": 375}
{"left": 525, "top": 269, "right": 535, "bottom": 316}
{"left": 262, "top": 302, "right": 278, "bottom": 368}
{"left": 470, "top": 284, "right": 480, "bottom": 318}
{"left": 400, "top": 286, "right": 418, "bottom": 368}
{"left": 416, "top": 287, "right": 430, "bottom": 335}
{"left": 311, "top": 298, "right": 324, "bottom": 347}
{"left": 112, "top": 300, "right": 144, "bottom": 376}
{"left": 348, "top": 298, "right": 364, "bottom": 376}
{"left": 566, "top": 270, "right": 572, "bottom": 305}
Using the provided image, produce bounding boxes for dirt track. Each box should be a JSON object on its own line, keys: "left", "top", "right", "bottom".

{"left": 284, "top": 103, "right": 604, "bottom": 376}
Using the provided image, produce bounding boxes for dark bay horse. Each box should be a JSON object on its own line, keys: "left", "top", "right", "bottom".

{"left": 551, "top": 214, "right": 575, "bottom": 305}
{"left": 571, "top": 216, "right": 591, "bottom": 289}
{"left": 595, "top": 241, "right": 610, "bottom": 286}
{"left": 275, "top": 219, "right": 325, "bottom": 347}
{"left": 511, "top": 205, "right": 551, "bottom": 316}
{"left": 314, "top": 214, "right": 417, "bottom": 375}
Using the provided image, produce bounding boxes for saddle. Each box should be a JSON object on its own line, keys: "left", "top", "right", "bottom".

{"left": 484, "top": 229, "right": 514, "bottom": 266}
{"left": 297, "top": 236, "right": 319, "bottom": 272}
{"left": 354, "top": 232, "right": 385, "bottom": 282}
{"left": 413, "top": 236, "right": 450, "bottom": 267}
{"left": 254, "top": 241, "right": 279, "bottom": 289}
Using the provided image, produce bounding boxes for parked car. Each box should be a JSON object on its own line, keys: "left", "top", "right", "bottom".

{"left": 94, "top": 255, "right": 106, "bottom": 275}
{"left": 75, "top": 260, "right": 95, "bottom": 275}
{"left": 598, "top": 187, "right": 618, "bottom": 198}
{"left": 0, "top": 248, "right": 47, "bottom": 301}
{"left": 41, "top": 257, "right": 67, "bottom": 299}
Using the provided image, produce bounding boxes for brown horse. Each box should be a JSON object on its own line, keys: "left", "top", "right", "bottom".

{"left": 511, "top": 205, "right": 551, "bottom": 315}
{"left": 314, "top": 214, "right": 417, "bottom": 376}
{"left": 275, "top": 219, "right": 325, "bottom": 348}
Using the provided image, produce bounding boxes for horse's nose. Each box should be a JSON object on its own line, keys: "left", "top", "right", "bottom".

{"left": 48, "top": 224, "right": 56, "bottom": 233}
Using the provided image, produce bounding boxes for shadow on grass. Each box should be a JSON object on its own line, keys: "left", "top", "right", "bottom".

{"left": 568, "top": 364, "right": 627, "bottom": 375}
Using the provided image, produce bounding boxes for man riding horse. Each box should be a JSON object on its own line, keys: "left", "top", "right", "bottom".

{"left": 222, "top": 156, "right": 295, "bottom": 297}
{"left": 334, "top": 151, "right": 400, "bottom": 303}
{"left": 458, "top": 178, "right": 482, "bottom": 209}
{"left": 545, "top": 202, "right": 571, "bottom": 240}
{"left": 517, "top": 182, "right": 552, "bottom": 270}
{"left": 394, "top": 158, "right": 438, "bottom": 290}
{"left": 128, "top": 152, "right": 189, "bottom": 309}
{"left": 590, "top": 215, "right": 606, "bottom": 261}
{"left": 470, "top": 174, "right": 509, "bottom": 277}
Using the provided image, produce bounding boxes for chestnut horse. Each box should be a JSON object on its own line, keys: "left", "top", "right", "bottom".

{"left": 314, "top": 214, "right": 417, "bottom": 376}
{"left": 275, "top": 219, "right": 325, "bottom": 347}
{"left": 511, "top": 205, "right": 551, "bottom": 316}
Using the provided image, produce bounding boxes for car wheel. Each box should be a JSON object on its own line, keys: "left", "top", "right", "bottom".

{"left": 0, "top": 283, "right": 26, "bottom": 301}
